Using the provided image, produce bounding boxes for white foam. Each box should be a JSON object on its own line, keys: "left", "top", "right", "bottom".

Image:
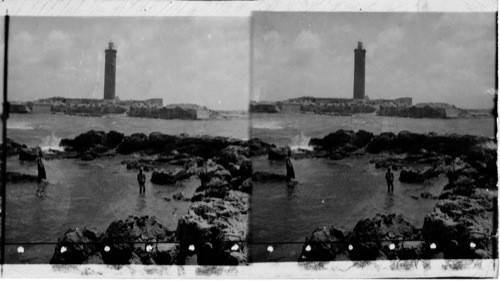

{"left": 7, "top": 121, "right": 33, "bottom": 130}
{"left": 290, "top": 132, "right": 314, "bottom": 151}
{"left": 40, "top": 133, "right": 64, "bottom": 152}
{"left": 252, "top": 121, "right": 283, "bottom": 130}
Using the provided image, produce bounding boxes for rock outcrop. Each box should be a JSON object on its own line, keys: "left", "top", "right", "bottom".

{"left": 1, "top": 172, "right": 38, "bottom": 183}
{"left": 1, "top": 138, "right": 27, "bottom": 157}
{"left": 300, "top": 130, "right": 496, "bottom": 261}
{"left": 176, "top": 193, "right": 248, "bottom": 265}
{"left": 399, "top": 167, "right": 441, "bottom": 183}
{"left": 299, "top": 214, "right": 423, "bottom": 261}
{"left": 151, "top": 168, "right": 192, "bottom": 185}
{"left": 18, "top": 146, "right": 42, "bottom": 161}
{"left": 50, "top": 216, "right": 177, "bottom": 265}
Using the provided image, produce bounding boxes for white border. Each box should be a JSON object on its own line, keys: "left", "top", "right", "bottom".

{"left": 0, "top": 0, "right": 497, "bottom": 17}
{"left": 0, "top": 0, "right": 498, "bottom": 278}
{"left": 2, "top": 259, "right": 498, "bottom": 278}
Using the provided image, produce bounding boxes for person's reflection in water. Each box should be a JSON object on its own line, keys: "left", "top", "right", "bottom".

{"left": 285, "top": 185, "right": 295, "bottom": 199}
{"left": 383, "top": 192, "right": 395, "bottom": 211}
{"left": 136, "top": 192, "right": 146, "bottom": 212}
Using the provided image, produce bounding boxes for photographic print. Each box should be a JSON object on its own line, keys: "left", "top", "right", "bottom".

{"left": 4, "top": 16, "right": 252, "bottom": 266}
{"left": 249, "top": 12, "right": 497, "bottom": 263}
{"left": 0, "top": 0, "right": 498, "bottom": 278}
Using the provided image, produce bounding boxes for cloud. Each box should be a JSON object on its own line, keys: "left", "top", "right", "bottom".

{"left": 293, "top": 30, "right": 322, "bottom": 50}
{"left": 9, "top": 17, "right": 250, "bottom": 111}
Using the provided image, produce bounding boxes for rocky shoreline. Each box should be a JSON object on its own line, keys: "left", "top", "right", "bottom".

{"left": 6, "top": 130, "right": 271, "bottom": 265}
{"left": 295, "top": 129, "right": 497, "bottom": 261}
{"left": 5, "top": 128, "right": 497, "bottom": 263}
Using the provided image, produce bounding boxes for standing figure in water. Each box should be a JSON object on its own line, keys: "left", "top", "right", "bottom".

{"left": 385, "top": 167, "right": 394, "bottom": 193}
{"left": 36, "top": 149, "right": 47, "bottom": 197}
{"left": 285, "top": 148, "right": 298, "bottom": 186}
{"left": 137, "top": 167, "right": 146, "bottom": 194}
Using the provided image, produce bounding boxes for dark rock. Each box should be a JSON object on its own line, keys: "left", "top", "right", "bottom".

{"left": 148, "top": 132, "right": 177, "bottom": 152}
{"left": 237, "top": 178, "right": 252, "bottom": 194}
{"left": 50, "top": 227, "right": 102, "bottom": 264}
{"left": 176, "top": 195, "right": 248, "bottom": 265}
{"left": 2, "top": 172, "right": 38, "bottom": 183}
{"left": 153, "top": 244, "right": 180, "bottom": 265}
{"left": 104, "top": 131, "right": 125, "bottom": 148}
{"left": 353, "top": 130, "right": 374, "bottom": 148}
{"left": 19, "top": 146, "right": 41, "bottom": 161}
{"left": 421, "top": 192, "right": 435, "bottom": 199}
{"left": 116, "top": 133, "right": 149, "bottom": 154}
{"left": 247, "top": 138, "right": 271, "bottom": 156}
{"left": 365, "top": 132, "right": 396, "bottom": 153}
{"left": 64, "top": 130, "right": 107, "bottom": 152}
{"left": 298, "top": 226, "right": 349, "bottom": 261}
{"left": 268, "top": 147, "right": 287, "bottom": 161}
{"left": 299, "top": 214, "right": 421, "bottom": 261}
{"left": 198, "top": 160, "right": 232, "bottom": 186}
{"left": 329, "top": 149, "right": 349, "bottom": 160}
{"left": 310, "top": 129, "right": 355, "bottom": 150}
{"left": 151, "top": 168, "right": 192, "bottom": 185}
{"left": 372, "top": 158, "right": 404, "bottom": 170}
{"left": 0, "top": 138, "right": 27, "bottom": 157}
{"left": 399, "top": 168, "right": 440, "bottom": 183}
{"left": 216, "top": 145, "right": 252, "bottom": 178}
{"left": 100, "top": 216, "right": 175, "bottom": 264}
{"left": 172, "top": 192, "right": 189, "bottom": 201}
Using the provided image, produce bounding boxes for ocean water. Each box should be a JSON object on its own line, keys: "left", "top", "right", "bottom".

{"left": 251, "top": 113, "right": 495, "bottom": 146}
{"left": 5, "top": 113, "right": 249, "bottom": 263}
{"left": 5, "top": 112, "right": 496, "bottom": 263}
{"left": 249, "top": 113, "right": 495, "bottom": 262}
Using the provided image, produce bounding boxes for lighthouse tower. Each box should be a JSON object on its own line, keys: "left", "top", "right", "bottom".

{"left": 353, "top": 41, "right": 366, "bottom": 100}
{"left": 104, "top": 41, "right": 117, "bottom": 100}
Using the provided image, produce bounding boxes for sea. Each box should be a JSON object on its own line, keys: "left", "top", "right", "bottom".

{"left": 248, "top": 113, "right": 495, "bottom": 262}
{"left": 5, "top": 113, "right": 249, "bottom": 263}
{"left": 5, "top": 112, "right": 496, "bottom": 263}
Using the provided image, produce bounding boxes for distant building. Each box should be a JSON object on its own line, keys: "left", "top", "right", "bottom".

{"left": 104, "top": 41, "right": 117, "bottom": 100}
{"left": 31, "top": 103, "right": 52, "bottom": 114}
{"left": 353, "top": 41, "right": 366, "bottom": 100}
{"left": 281, "top": 102, "right": 301, "bottom": 114}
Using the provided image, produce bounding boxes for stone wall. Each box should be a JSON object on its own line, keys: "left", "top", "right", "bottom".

{"left": 128, "top": 106, "right": 198, "bottom": 120}
{"left": 378, "top": 105, "right": 447, "bottom": 118}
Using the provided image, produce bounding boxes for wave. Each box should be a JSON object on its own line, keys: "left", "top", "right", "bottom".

{"left": 252, "top": 121, "right": 283, "bottom": 130}
{"left": 40, "top": 133, "right": 64, "bottom": 152}
{"left": 8, "top": 121, "right": 33, "bottom": 130}
{"left": 290, "top": 132, "right": 314, "bottom": 151}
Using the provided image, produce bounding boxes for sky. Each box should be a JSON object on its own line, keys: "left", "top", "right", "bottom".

{"left": 9, "top": 17, "right": 250, "bottom": 111}
{"left": 252, "top": 12, "right": 496, "bottom": 109}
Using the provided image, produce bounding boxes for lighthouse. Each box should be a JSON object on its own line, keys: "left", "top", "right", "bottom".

{"left": 353, "top": 41, "right": 366, "bottom": 100}
{"left": 104, "top": 41, "right": 117, "bottom": 100}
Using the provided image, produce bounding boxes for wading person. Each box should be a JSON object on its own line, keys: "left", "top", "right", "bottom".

{"left": 385, "top": 167, "right": 394, "bottom": 193}
{"left": 137, "top": 167, "right": 146, "bottom": 194}
{"left": 36, "top": 149, "right": 47, "bottom": 197}
{"left": 285, "top": 148, "right": 297, "bottom": 186}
